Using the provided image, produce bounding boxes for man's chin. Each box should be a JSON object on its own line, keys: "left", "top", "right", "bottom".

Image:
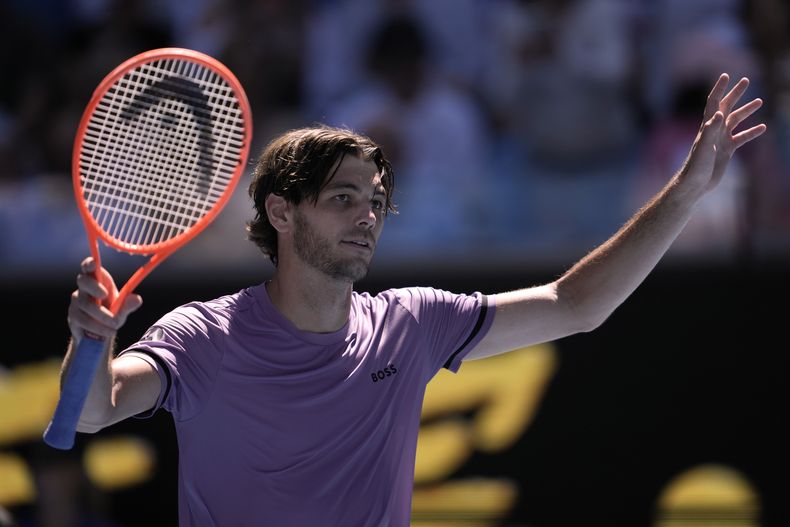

{"left": 323, "top": 259, "right": 370, "bottom": 283}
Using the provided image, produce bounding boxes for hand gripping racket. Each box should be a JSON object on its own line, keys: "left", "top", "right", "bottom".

{"left": 43, "top": 48, "right": 253, "bottom": 449}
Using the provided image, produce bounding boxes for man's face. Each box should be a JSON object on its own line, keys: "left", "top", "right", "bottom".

{"left": 291, "top": 155, "right": 386, "bottom": 283}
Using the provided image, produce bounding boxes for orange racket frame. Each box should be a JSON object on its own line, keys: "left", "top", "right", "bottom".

{"left": 45, "top": 48, "right": 253, "bottom": 450}
{"left": 72, "top": 47, "right": 253, "bottom": 314}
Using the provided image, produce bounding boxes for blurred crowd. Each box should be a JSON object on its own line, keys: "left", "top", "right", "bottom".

{"left": 1, "top": 0, "right": 789, "bottom": 278}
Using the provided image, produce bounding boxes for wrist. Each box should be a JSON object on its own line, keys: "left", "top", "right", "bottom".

{"left": 671, "top": 168, "right": 709, "bottom": 204}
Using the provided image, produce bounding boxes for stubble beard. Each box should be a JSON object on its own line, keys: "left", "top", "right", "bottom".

{"left": 293, "top": 211, "right": 371, "bottom": 283}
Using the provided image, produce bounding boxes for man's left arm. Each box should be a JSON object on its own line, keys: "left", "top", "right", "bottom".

{"left": 467, "top": 73, "right": 766, "bottom": 361}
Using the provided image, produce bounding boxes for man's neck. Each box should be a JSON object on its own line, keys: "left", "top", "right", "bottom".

{"left": 266, "top": 265, "right": 353, "bottom": 334}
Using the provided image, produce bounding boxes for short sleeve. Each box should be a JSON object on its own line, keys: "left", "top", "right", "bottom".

{"left": 394, "top": 288, "right": 495, "bottom": 375}
{"left": 117, "top": 303, "right": 225, "bottom": 422}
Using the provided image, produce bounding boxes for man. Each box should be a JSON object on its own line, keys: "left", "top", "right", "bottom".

{"left": 62, "top": 74, "right": 765, "bottom": 526}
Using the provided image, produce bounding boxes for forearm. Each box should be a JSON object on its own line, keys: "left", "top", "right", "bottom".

{"left": 60, "top": 336, "right": 117, "bottom": 433}
{"left": 557, "top": 172, "right": 705, "bottom": 328}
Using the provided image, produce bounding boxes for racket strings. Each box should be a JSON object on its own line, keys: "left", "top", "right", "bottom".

{"left": 87, "top": 60, "right": 238, "bottom": 241}
{"left": 79, "top": 58, "right": 246, "bottom": 248}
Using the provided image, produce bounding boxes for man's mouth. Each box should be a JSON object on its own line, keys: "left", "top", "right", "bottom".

{"left": 342, "top": 239, "right": 373, "bottom": 251}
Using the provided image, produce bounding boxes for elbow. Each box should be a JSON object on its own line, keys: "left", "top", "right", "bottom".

{"left": 76, "top": 406, "right": 115, "bottom": 434}
{"left": 557, "top": 281, "right": 614, "bottom": 334}
{"left": 561, "top": 304, "right": 606, "bottom": 334}
{"left": 76, "top": 422, "right": 105, "bottom": 434}
{"left": 576, "top": 311, "right": 610, "bottom": 333}
{"left": 571, "top": 299, "right": 616, "bottom": 333}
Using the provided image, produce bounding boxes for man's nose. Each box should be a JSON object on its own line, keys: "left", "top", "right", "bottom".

{"left": 356, "top": 204, "right": 377, "bottom": 229}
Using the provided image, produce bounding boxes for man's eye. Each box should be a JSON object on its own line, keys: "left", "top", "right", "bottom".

{"left": 372, "top": 200, "right": 384, "bottom": 211}
{"left": 335, "top": 194, "right": 350, "bottom": 202}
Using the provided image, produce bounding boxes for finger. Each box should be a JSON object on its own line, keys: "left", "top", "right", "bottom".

{"left": 71, "top": 313, "right": 116, "bottom": 339}
{"left": 727, "top": 98, "right": 763, "bottom": 131}
{"left": 75, "top": 289, "right": 116, "bottom": 323}
{"left": 719, "top": 77, "right": 750, "bottom": 115}
{"left": 69, "top": 291, "right": 118, "bottom": 337}
{"left": 80, "top": 257, "right": 96, "bottom": 274}
{"left": 96, "top": 265, "right": 119, "bottom": 298}
{"left": 704, "top": 73, "right": 730, "bottom": 119}
{"left": 732, "top": 124, "right": 767, "bottom": 149}
{"left": 76, "top": 272, "right": 109, "bottom": 300}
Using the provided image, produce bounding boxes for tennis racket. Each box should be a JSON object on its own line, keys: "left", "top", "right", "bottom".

{"left": 43, "top": 48, "right": 253, "bottom": 450}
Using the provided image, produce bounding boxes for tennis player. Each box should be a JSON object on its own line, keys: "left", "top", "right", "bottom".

{"left": 61, "top": 73, "right": 765, "bottom": 526}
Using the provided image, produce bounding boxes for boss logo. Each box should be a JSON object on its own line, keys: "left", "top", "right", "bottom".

{"left": 371, "top": 363, "right": 398, "bottom": 383}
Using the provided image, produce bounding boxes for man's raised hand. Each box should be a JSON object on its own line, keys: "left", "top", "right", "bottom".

{"left": 682, "top": 73, "right": 767, "bottom": 195}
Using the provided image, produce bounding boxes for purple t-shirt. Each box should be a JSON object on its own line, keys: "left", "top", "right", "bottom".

{"left": 120, "top": 283, "right": 495, "bottom": 526}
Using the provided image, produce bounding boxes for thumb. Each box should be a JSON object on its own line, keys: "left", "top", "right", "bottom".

{"left": 112, "top": 293, "right": 143, "bottom": 330}
{"left": 699, "top": 111, "right": 724, "bottom": 147}
{"left": 119, "top": 294, "right": 144, "bottom": 320}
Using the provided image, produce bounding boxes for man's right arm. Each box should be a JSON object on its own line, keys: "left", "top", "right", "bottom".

{"left": 63, "top": 257, "right": 158, "bottom": 433}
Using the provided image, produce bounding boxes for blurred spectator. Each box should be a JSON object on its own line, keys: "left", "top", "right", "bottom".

{"left": 742, "top": 0, "right": 790, "bottom": 254}
{"left": 641, "top": 0, "right": 749, "bottom": 115}
{"left": 11, "top": 0, "right": 171, "bottom": 177}
{"left": 485, "top": 0, "right": 640, "bottom": 165}
{"left": 303, "top": 0, "right": 491, "bottom": 118}
{"left": 482, "top": 0, "right": 642, "bottom": 253}
{"left": 317, "top": 9, "right": 495, "bottom": 253}
{"left": 0, "top": 3, "right": 60, "bottom": 179}
{"left": 0, "top": 174, "right": 87, "bottom": 276}
{"left": 162, "top": 0, "right": 307, "bottom": 145}
{"left": 217, "top": 0, "right": 307, "bottom": 146}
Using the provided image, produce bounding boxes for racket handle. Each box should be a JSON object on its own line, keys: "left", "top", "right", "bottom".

{"left": 43, "top": 335, "right": 106, "bottom": 450}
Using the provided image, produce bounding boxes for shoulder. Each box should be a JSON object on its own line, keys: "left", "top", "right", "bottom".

{"left": 146, "top": 288, "right": 251, "bottom": 340}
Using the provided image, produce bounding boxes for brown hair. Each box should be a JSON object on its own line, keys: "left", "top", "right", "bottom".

{"left": 247, "top": 124, "right": 396, "bottom": 265}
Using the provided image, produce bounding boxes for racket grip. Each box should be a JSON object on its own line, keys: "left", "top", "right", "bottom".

{"left": 43, "top": 335, "right": 106, "bottom": 450}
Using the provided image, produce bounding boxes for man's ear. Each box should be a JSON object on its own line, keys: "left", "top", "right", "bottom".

{"left": 265, "top": 194, "right": 292, "bottom": 233}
